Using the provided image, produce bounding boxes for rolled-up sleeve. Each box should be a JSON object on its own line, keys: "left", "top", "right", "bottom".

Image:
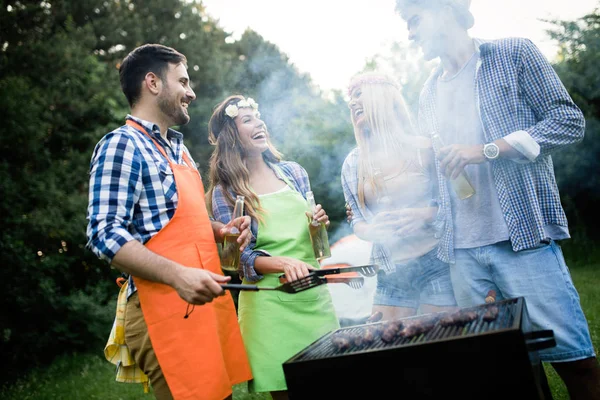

{"left": 211, "top": 185, "right": 268, "bottom": 282}
{"left": 519, "top": 39, "right": 585, "bottom": 154}
{"left": 86, "top": 132, "right": 141, "bottom": 263}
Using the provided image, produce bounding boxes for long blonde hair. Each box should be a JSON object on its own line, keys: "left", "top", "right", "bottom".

{"left": 347, "top": 72, "right": 419, "bottom": 208}
{"left": 206, "top": 95, "right": 283, "bottom": 223}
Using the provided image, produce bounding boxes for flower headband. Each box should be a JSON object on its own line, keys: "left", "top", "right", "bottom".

{"left": 225, "top": 97, "right": 259, "bottom": 118}
{"left": 347, "top": 75, "right": 400, "bottom": 96}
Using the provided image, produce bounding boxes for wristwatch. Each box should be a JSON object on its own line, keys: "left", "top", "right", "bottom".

{"left": 483, "top": 142, "right": 500, "bottom": 161}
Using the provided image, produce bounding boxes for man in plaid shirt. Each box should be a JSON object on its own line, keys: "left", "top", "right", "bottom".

{"left": 86, "top": 44, "right": 253, "bottom": 398}
{"left": 395, "top": 0, "right": 599, "bottom": 397}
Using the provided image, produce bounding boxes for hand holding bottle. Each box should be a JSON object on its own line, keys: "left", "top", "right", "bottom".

{"left": 220, "top": 215, "right": 252, "bottom": 251}
{"left": 306, "top": 191, "right": 331, "bottom": 261}
{"left": 432, "top": 134, "right": 475, "bottom": 200}
{"left": 220, "top": 195, "right": 246, "bottom": 272}
{"left": 305, "top": 203, "right": 330, "bottom": 230}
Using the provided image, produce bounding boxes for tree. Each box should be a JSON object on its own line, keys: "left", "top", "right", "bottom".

{"left": 545, "top": 9, "right": 600, "bottom": 239}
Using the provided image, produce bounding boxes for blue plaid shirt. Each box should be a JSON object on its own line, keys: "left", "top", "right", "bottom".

{"left": 86, "top": 115, "right": 197, "bottom": 296}
{"left": 211, "top": 161, "right": 311, "bottom": 282}
{"left": 419, "top": 38, "right": 585, "bottom": 263}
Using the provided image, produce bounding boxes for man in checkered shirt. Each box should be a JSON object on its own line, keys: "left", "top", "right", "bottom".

{"left": 395, "top": 0, "right": 599, "bottom": 397}
{"left": 86, "top": 44, "right": 253, "bottom": 398}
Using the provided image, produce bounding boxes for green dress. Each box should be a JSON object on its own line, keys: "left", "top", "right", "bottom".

{"left": 238, "top": 177, "right": 340, "bottom": 393}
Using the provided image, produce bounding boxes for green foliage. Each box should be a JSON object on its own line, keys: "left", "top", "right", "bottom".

{"left": 0, "top": 0, "right": 355, "bottom": 384}
{"left": 1, "top": 0, "right": 598, "bottom": 389}
{"left": 545, "top": 10, "right": 600, "bottom": 239}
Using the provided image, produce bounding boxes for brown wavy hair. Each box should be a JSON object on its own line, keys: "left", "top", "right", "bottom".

{"left": 206, "top": 95, "right": 283, "bottom": 223}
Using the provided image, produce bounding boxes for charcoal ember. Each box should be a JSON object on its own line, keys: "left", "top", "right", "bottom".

{"left": 482, "top": 305, "right": 499, "bottom": 322}
{"left": 485, "top": 289, "right": 497, "bottom": 304}
{"left": 439, "top": 309, "right": 479, "bottom": 327}
{"left": 331, "top": 332, "right": 352, "bottom": 351}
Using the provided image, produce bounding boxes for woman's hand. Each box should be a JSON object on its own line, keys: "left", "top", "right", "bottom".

{"left": 220, "top": 216, "right": 252, "bottom": 251}
{"left": 367, "top": 207, "right": 436, "bottom": 240}
{"left": 345, "top": 202, "right": 353, "bottom": 224}
{"left": 305, "top": 204, "right": 330, "bottom": 229}
{"left": 392, "top": 207, "right": 437, "bottom": 237}
{"left": 276, "top": 256, "right": 314, "bottom": 282}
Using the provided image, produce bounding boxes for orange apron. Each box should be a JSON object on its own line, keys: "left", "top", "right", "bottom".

{"left": 126, "top": 120, "right": 252, "bottom": 400}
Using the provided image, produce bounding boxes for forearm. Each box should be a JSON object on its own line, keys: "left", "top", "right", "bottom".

{"left": 253, "top": 256, "right": 287, "bottom": 275}
{"left": 353, "top": 221, "right": 376, "bottom": 242}
{"left": 111, "top": 240, "right": 183, "bottom": 287}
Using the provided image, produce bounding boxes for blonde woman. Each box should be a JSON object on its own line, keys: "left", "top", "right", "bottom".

{"left": 341, "top": 72, "right": 457, "bottom": 321}
{"left": 206, "top": 95, "right": 339, "bottom": 400}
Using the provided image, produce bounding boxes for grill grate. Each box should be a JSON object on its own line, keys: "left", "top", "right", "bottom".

{"left": 291, "top": 298, "right": 520, "bottom": 362}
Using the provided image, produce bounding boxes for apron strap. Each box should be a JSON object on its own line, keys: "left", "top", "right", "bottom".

{"left": 126, "top": 119, "right": 196, "bottom": 170}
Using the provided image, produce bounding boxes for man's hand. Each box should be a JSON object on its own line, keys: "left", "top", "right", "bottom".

{"left": 173, "top": 267, "right": 231, "bottom": 305}
{"left": 220, "top": 216, "right": 252, "bottom": 251}
{"left": 438, "top": 144, "right": 485, "bottom": 179}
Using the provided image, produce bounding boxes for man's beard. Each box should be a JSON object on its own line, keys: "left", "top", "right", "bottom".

{"left": 158, "top": 88, "right": 190, "bottom": 127}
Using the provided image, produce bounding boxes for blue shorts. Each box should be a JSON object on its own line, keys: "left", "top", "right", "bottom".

{"left": 451, "top": 240, "right": 595, "bottom": 363}
{"left": 373, "top": 249, "right": 457, "bottom": 309}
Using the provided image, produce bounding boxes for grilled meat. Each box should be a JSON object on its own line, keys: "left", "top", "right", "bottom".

{"left": 398, "top": 315, "right": 439, "bottom": 338}
{"left": 380, "top": 319, "right": 403, "bottom": 343}
{"left": 482, "top": 305, "right": 499, "bottom": 322}
{"left": 331, "top": 332, "right": 352, "bottom": 351}
{"left": 439, "top": 309, "right": 479, "bottom": 327}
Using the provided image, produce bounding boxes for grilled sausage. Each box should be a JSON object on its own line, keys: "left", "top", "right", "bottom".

{"left": 399, "top": 315, "right": 438, "bottom": 338}
{"left": 439, "top": 309, "right": 479, "bottom": 327}
{"left": 331, "top": 332, "right": 352, "bottom": 351}
{"left": 380, "top": 320, "right": 402, "bottom": 343}
{"left": 482, "top": 305, "right": 499, "bottom": 322}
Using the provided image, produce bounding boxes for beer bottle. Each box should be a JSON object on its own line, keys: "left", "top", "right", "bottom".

{"left": 431, "top": 134, "right": 475, "bottom": 200}
{"left": 306, "top": 191, "right": 331, "bottom": 261}
{"left": 220, "top": 195, "right": 245, "bottom": 271}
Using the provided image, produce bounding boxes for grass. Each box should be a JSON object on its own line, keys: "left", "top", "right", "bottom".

{"left": 1, "top": 258, "right": 597, "bottom": 400}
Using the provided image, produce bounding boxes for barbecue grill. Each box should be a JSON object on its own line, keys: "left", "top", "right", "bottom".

{"left": 283, "top": 297, "right": 555, "bottom": 399}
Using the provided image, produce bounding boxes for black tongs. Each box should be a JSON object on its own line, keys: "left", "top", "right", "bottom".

{"left": 312, "top": 264, "right": 380, "bottom": 277}
{"left": 221, "top": 273, "right": 324, "bottom": 294}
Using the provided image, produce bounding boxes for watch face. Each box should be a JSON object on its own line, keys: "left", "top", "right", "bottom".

{"left": 485, "top": 143, "right": 499, "bottom": 159}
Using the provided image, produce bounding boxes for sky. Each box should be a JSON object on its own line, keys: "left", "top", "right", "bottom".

{"left": 200, "top": 0, "right": 599, "bottom": 93}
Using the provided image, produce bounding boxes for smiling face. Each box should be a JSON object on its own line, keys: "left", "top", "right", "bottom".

{"left": 348, "top": 86, "right": 367, "bottom": 131}
{"left": 234, "top": 107, "right": 268, "bottom": 156}
{"left": 157, "top": 62, "right": 196, "bottom": 126}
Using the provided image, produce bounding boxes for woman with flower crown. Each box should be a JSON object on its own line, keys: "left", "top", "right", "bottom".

{"left": 341, "top": 72, "right": 457, "bottom": 322}
{"left": 206, "top": 95, "right": 339, "bottom": 399}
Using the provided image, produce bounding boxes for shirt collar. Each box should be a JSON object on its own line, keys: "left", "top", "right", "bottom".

{"left": 126, "top": 114, "right": 184, "bottom": 141}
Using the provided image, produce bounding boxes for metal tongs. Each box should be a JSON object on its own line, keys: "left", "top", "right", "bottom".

{"left": 279, "top": 265, "right": 377, "bottom": 290}
{"left": 312, "top": 264, "right": 380, "bottom": 278}
{"left": 221, "top": 273, "right": 325, "bottom": 294}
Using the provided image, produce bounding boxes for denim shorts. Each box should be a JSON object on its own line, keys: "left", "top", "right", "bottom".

{"left": 450, "top": 240, "right": 595, "bottom": 363}
{"left": 373, "top": 249, "right": 457, "bottom": 309}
